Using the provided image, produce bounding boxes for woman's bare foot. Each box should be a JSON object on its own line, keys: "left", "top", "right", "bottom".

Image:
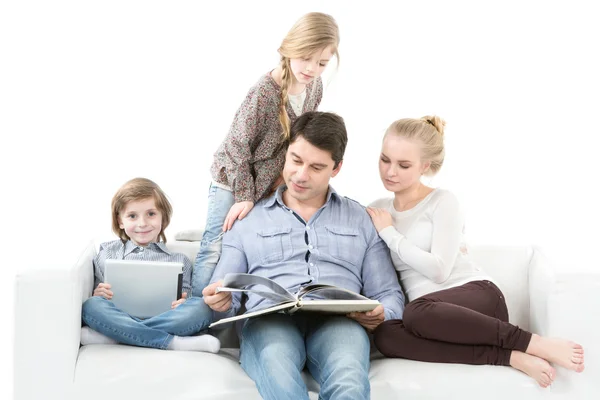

{"left": 526, "top": 334, "right": 585, "bottom": 372}
{"left": 510, "top": 351, "right": 555, "bottom": 388}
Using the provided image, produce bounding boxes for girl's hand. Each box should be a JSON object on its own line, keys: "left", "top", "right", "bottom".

{"left": 366, "top": 207, "right": 393, "bottom": 233}
{"left": 93, "top": 283, "right": 113, "bottom": 300}
{"left": 171, "top": 292, "right": 187, "bottom": 309}
{"left": 223, "top": 201, "right": 255, "bottom": 231}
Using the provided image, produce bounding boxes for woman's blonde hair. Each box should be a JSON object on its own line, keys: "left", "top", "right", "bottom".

{"left": 278, "top": 12, "right": 340, "bottom": 141}
{"left": 111, "top": 177, "right": 173, "bottom": 243}
{"left": 385, "top": 115, "right": 446, "bottom": 176}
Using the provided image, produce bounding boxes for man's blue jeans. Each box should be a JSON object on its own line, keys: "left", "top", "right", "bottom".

{"left": 82, "top": 296, "right": 213, "bottom": 349}
{"left": 240, "top": 313, "right": 371, "bottom": 400}
{"left": 192, "top": 183, "right": 235, "bottom": 295}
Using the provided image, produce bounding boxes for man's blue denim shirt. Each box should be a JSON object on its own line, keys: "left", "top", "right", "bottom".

{"left": 210, "top": 185, "right": 405, "bottom": 322}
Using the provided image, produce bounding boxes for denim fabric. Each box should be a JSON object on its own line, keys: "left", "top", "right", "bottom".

{"left": 210, "top": 185, "right": 405, "bottom": 322}
{"left": 82, "top": 296, "right": 213, "bottom": 349}
{"left": 240, "top": 313, "right": 371, "bottom": 400}
{"left": 191, "top": 183, "right": 236, "bottom": 295}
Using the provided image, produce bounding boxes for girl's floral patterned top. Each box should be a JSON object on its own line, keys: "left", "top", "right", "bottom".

{"left": 210, "top": 72, "right": 323, "bottom": 203}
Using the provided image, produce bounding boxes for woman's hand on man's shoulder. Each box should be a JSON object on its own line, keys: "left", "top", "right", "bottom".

{"left": 366, "top": 207, "right": 393, "bottom": 233}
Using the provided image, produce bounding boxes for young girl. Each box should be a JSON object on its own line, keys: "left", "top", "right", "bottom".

{"left": 367, "top": 116, "right": 585, "bottom": 387}
{"left": 81, "top": 177, "right": 220, "bottom": 353}
{"left": 192, "top": 12, "right": 340, "bottom": 294}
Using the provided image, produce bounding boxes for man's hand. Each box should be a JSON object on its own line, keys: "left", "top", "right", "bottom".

{"left": 223, "top": 201, "right": 255, "bottom": 231}
{"left": 202, "top": 280, "right": 232, "bottom": 312}
{"left": 93, "top": 283, "right": 113, "bottom": 300}
{"left": 171, "top": 292, "right": 188, "bottom": 309}
{"left": 366, "top": 207, "right": 393, "bottom": 233}
{"left": 347, "top": 304, "right": 385, "bottom": 332}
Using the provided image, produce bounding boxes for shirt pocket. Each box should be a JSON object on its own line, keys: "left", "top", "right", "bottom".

{"left": 326, "top": 226, "right": 365, "bottom": 267}
{"left": 256, "top": 226, "right": 293, "bottom": 264}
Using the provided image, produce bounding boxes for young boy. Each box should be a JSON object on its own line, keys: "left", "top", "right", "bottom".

{"left": 81, "top": 177, "right": 219, "bottom": 353}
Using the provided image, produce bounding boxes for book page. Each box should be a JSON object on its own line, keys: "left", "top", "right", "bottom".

{"left": 208, "top": 301, "right": 297, "bottom": 328}
{"left": 215, "top": 287, "right": 292, "bottom": 304}
{"left": 297, "top": 299, "right": 380, "bottom": 314}
{"left": 218, "top": 273, "right": 295, "bottom": 303}
{"left": 297, "top": 284, "right": 369, "bottom": 301}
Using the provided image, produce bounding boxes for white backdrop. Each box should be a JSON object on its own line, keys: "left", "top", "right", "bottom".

{"left": 2, "top": 1, "right": 599, "bottom": 397}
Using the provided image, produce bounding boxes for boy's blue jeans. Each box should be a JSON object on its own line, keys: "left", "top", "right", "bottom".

{"left": 191, "top": 183, "right": 235, "bottom": 295}
{"left": 240, "top": 313, "right": 371, "bottom": 400}
{"left": 81, "top": 296, "right": 213, "bottom": 349}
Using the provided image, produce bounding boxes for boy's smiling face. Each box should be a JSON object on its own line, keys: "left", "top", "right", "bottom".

{"left": 118, "top": 197, "right": 162, "bottom": 246}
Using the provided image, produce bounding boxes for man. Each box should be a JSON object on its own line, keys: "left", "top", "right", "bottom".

{"left": 203, "top": 111, "right": 405, "bottom": 400}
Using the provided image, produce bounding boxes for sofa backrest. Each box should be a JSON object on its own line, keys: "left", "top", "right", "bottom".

{"left": 166, "top": 239, "right": 201, "bottom": 269}
{"left": 168, "top": 240, "right": 534, "bottom": 331}
{"left": 468, "top": 245, "right": 533, "bottom": 330}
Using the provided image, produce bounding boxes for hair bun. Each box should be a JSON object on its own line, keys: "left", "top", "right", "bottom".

{"left": 421, "top": 115, "right": 446, "bottom": 136}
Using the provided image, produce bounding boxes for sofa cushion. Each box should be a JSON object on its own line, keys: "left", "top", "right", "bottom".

{"left": 74, "top": 345, "right": 314, "bottom": 399}
{"left": 369, "top": 355, "right": 547, "bottom": 398}
{"left": 73, "top": 344, "right": 546, "bottom": 400}
{"left": 173, "top": 229, "right": 204, "bottom": 242}
{"left": 166, "top": 239, "right": 202, "bottom": 265}
{"left": 469, "top": 245, "right": 533, "bottom": 330}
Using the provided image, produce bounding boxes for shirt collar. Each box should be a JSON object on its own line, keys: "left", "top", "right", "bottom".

{"left": 123, "top": 240, "right": 172, "bottom": 256}
{"left": 263, "top": 185, "right": 339, "bottom": 209}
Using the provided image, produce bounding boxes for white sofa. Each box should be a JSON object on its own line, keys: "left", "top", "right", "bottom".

{"left": 14, "top": 238, "right": 599, "bottom": 399}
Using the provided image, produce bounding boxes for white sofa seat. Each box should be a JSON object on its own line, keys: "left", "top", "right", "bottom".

{"left": 14, "top": 237, "right": 600, "bottom": 399}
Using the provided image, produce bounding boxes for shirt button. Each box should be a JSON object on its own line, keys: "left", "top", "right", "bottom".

{"left": 308, "top": 244, "right": 313, "bottom": 249}
{"left": 306, "top": 226, "right": 311, "bottom": 230}
{"left": 309, "top": 263, "right": 314, "bottom": 267}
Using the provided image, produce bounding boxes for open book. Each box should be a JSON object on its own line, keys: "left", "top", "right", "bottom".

{"left": 209, "top": 273, "right": 380, "bottom": 328}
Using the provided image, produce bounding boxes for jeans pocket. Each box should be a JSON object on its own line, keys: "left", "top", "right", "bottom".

{"left": 326, "top": 226, "right": 365, "bottom": 267}
{"left": 256, "top": 226, "right": 293, "bottom": 264}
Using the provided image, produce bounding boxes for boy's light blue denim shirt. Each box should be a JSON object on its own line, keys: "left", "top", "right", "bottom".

{"left": 93, "top": 240, "right": 193, "bottom": 295}
{"left": 210, "top": 185, "right": 406, "bottom": 321}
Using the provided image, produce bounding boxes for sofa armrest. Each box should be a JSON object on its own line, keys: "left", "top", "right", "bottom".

{"left": 528, "top": 247, "right": 600, "bottom": 396}
{"left": 528, "top": 247, "right": 555, "bottom": 336}
{"left": 14, "top": 241, "right": 95, "bottom": 400}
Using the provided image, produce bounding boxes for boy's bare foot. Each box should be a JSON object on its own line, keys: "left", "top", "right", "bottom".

{"left": 510, "top": 351, "right": 555, "bottom": 388}
{"left": 527, "top": 334, "right": 585, "bottom": 372}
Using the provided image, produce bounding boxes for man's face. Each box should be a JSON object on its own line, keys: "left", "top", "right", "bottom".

{"left": 282, "top": 136, "right": 342, "bottom": 203}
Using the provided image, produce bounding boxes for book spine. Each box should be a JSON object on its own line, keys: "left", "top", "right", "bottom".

{"left": 285, "top": 303, "right": 302, "bottom": 314}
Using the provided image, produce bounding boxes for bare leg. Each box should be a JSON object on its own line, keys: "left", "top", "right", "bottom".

{"left": 509, "top": 351, "right": 555, "bottom": 388}
{"left": 526, "top": 334, "right": 585, "bottom": 372}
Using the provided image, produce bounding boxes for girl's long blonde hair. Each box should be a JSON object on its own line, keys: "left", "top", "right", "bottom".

{"left": 278, "top": 12, "right": 340, "bottom": 142}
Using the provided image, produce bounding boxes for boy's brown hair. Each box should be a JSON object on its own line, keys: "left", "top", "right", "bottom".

{"left": 111, "top": 177, "right": 173, "bottom": 243}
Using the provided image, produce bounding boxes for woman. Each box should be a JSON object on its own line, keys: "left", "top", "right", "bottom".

{"left": 367, "top": 116, "right": 584, "bottom": 388}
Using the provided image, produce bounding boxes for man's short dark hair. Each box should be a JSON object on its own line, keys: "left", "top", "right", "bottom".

{"left": 289, "top": 111, "right": 348, "bottom": 169}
